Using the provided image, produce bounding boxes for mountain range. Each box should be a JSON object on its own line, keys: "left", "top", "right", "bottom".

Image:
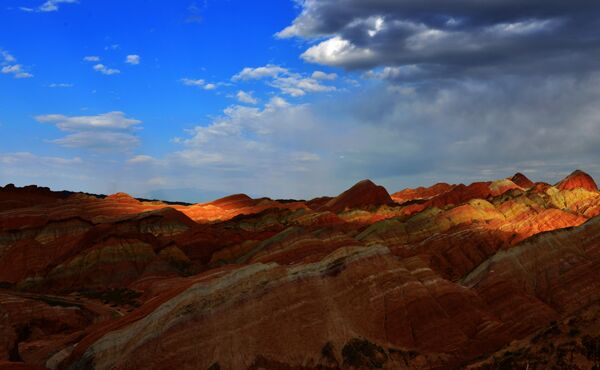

{"left": 0, "top": 170, "right": 599, "bottom": 369}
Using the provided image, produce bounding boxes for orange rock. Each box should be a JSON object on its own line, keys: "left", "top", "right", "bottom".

{"left": 556, "top": 169, "right": 598, "bottom": 191}
{"left": 391, "top": 182, "right": 455, "bottom": 203}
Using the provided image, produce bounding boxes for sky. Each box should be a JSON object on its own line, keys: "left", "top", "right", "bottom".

{"left": 1, "top": 0, "right": 599, "bottom": 202}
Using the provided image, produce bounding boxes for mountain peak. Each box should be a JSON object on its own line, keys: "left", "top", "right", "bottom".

{"left": 556, "top": 170, "right": 598, "bottom": 191}
{"left": 510, "top": 172, "right": 534, "bottom": 188}
{"left": 324, "top": 179, "right": 393, "bottom": 212}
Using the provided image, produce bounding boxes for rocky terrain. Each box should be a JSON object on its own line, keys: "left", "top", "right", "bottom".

{"left": 0, "top": 169, "right": 599, "bottom": 369}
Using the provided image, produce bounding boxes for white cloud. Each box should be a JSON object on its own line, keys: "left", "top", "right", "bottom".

{"left": 232, "top": 64, "right": 288, "bottom": 81}
{"left": 301, "top": 36, "right": 375, "bottom": 67}
{"left": 181, "top": 78, "right": 205, "bottom": 86}
{"left": 1, "top": 51, "right": 15, "bottom": 63}
{"left": 35, "top": 111, "right": 141, "bottom": 152}
{"left": 20, "top": 0, "right": 78, "bottom": 12}
{"left": 167, "top": 97, "right": 326, "bottom": 178}
{"left": 125, "top": 94, "right": 421, "bottom": 198}
{"left": 49, "top": 83, "right": 74, "bottom": 88}
{"left": 311, "top": 71, "right": 338, "bottom": 80}
{"left": 1, "top": 50, "right": 33, "bottom": 79}
{"left": 1, "top": 64, "right": 33, "bottom": 79}
{"left": 270, "top": 75, "right": 336, "bottom": 97}
{"left": 127, "top": 155, "right": 158, "bottom": 164}
{"left": 51, "top": 132, "right": 140, "bottom": 150}
{"left": 181, "top": 96, "right": 296, "bottom": 147}
{"left": 232, "top": 64, "right": 336, "bottom": 97}
{"left": 367, "top": 17, "right": 385, "bottom": 37}
{"left": 93, "top": 64, "right": 120, "bottom": 75}
{"left": 180, "top": 78, "right": 218, "bottom": 90}
{"left": 125, "top": 54, "right": 140, "bottom": 65}
{"left": 35, "top": 111, "right": 141, "bottom": 130}
{"left": 83, "top": 56, "right": 100, "bottom": 62}
{"left": 236, "top": 90, "right": 258, "bottom": 104}
{"left": 0, "top": 152, "right": 82, "bottom": 166}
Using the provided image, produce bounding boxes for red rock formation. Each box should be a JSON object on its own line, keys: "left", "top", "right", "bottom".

{"left": 463, "top": 216, "right": 600, "bottom": 335}
{"left": 63, "top": 247, "right": 509, "bottom": 370}
{"left": 556, "top": 169, "right": 598, "bottom": 191}
{"left": 0, "top": 184, "right": 71, "bottom": 212}
{"left": 509, "top": 172, "right": 535, "bottom": 188}
{"left": 391, "top": 182, "right": 455, "bottom": 203}
{"left": 322, "top": 179, "right": 393, "bottom": 213}
{"left": 0, "top": 171, "right": 597, "bottom": 369}
{"left": 206, "top": 193, "right": 255, "bottom": 209}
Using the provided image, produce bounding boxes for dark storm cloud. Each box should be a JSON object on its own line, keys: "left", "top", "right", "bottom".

{"left": 279, "top": 0, "right": 600, "bottom": 77}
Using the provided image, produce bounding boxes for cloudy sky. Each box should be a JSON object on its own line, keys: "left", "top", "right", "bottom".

{"left": 1, "top": 0, "right": 599, "bottom": 201}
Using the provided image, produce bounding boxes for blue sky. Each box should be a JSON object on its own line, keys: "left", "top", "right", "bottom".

{"left": 1, "top": 0, "right": 599, "bottom": 201}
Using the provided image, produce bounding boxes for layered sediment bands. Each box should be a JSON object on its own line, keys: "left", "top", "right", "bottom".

{"left": 391, "top": 183, "right": 455, "bottom": 204}
{"left": 247, "top": 227, "right": 364, "bottom": 265}
{"left": 44, "top": 237, "right": 160, "bottom": 290}
{"left": 65, "top": 247, "right": 507, "bottom": 370}
{"left": 463, "top": 216, "right": 600, "bottom": 313}
{"left": 0, "top": 171, "right": 599, "bottom": 369}
{"left": 0, "top": 208, "right": 196, "bottom": 290}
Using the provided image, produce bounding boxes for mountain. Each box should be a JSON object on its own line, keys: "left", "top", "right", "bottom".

{"left": 510, "top": 172, "right": 535, "bottom": 188}
{"left": 321, "top": 179, "right": 394, "bottom": 212}
{"left": 0, "top": 170, "right": 599, "bottom": 369}
{"left": 555, "top": 169, "right": 598, "bottom": 192}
